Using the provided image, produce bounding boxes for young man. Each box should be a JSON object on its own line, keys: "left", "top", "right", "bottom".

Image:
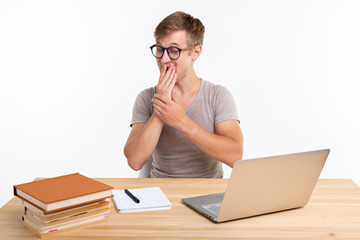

{"left": 124, "top": 11, "right": 243, "bottom": 178}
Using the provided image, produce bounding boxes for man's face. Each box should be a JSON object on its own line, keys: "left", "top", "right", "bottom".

{"left": 155, "top": 30, "right": 194, "bottom": 81}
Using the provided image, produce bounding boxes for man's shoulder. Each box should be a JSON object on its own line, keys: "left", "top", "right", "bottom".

{"left": 136, "top": 86, "right": 156, "bottom": 100}
{"left": 201, "top": 79, "right": 231, "bottom": 96}
{"left": 139, "top": 86, "right": 156, "bottom": 95}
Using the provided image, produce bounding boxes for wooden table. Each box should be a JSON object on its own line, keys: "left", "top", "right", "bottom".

{"left": 1, "top": 178, "right": 360, "bottom": 239}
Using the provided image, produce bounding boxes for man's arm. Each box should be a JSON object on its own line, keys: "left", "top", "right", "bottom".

{"left": 124, "top": 65, "right": 176, "bottom": 171}
{"left": 152, "top": 92, "right": 243, "bottom": 167}
{"left": 182, "top": 119, "right": 243, "bottom": 167}
{"left": 123, "top": 114, "right": 164, "bottom": 171}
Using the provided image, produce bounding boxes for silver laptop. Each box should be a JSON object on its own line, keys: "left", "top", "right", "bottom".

{"left": 182, "top": 149, "right": 330, "bottom": 222}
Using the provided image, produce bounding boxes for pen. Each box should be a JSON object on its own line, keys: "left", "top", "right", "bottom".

{"left": 125, "top": 189, "right": 140, "bottom": 203}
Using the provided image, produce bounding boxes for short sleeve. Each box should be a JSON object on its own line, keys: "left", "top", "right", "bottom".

{"left": 213, "top": 86, "right": 239, "bottom": 125}
{"left": 130, "top": 87, "right": 155, "bottom": 127}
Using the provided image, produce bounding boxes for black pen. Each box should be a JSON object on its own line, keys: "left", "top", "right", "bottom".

{"left": 125, "top": 189, "right": 140, "bottom": 203}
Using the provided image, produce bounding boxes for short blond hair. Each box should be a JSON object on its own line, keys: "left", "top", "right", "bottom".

{"left": 154, "top": 11, "right": 205, "bottom": 46}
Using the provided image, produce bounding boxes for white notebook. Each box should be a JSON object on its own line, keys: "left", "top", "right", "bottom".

{"left": 112, "top": 187, "right": 172, "bottom": 213}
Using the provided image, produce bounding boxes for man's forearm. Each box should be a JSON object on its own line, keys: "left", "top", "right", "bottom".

{"left": 151, "top": 91, "right": 243, "bottom": 167}
{"left": 124, "top": 114, "right": 164, "bottom": 171}
{"left": 179, "top": 118, "right": 243, "bottom": 167}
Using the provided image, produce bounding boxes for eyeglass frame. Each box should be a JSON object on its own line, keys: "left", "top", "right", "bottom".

{"left": 149, "top": 44, "right": 196, "bottom": 60}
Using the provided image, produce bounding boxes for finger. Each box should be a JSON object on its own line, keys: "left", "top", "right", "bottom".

{"left": 152, "top": 97, "right": 167, "bottom": 111}
{"left": 154, "top": 94, "right": 170, "bottom": 103}
{"left": 154, "top": 108, "right": 166, "bottom": 122}
{"left": 153, "top": 103, "right": 166, "bottom": 118}
{"left": 164, "top": 66, "right": 176, "bottom": 88}
{"left": 158, "top": 65, "right": 168, "bottom": 85}
{"left": 160, "top": 65, "right": 168, "bottom": 77}
{"left": 171, "top": 89, "right": 178, "bottom": 102}
{"left": 163, "top": 64, "right": 175, "bottom": 81}
{"left": 168, "top": 72, "right": 177, "bottom": 89}
{"left": 153, "top": 106, "right": 162, "bottom": 117}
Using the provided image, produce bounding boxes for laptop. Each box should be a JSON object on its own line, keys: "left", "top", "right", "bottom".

{"left": 182, "top": 149, "right": 330, "bottom": 222}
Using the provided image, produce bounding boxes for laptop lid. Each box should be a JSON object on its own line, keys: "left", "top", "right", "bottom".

{"left": 182, "top": 149, "right": 330, "bottom": 223}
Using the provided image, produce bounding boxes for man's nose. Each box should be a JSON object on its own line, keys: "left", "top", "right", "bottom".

{"left": 160, "top": 50, "right": 171, "bottom": 63}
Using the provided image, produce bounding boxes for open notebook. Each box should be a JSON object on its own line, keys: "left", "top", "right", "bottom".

{"left": 112, "top": 187, "right": 172, "bottom": 213}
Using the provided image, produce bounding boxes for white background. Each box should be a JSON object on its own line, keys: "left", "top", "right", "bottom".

{"left": 1, "top": 0, "right": 359, "bottom": 208}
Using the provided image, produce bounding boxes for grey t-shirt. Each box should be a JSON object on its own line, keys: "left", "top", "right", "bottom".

{"left": 130, "top": 79, "right": 239, "bottom": 178}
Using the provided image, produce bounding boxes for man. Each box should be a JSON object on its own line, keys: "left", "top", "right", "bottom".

{"left": 124, "top": 11, "right": 243, "bottom": 178}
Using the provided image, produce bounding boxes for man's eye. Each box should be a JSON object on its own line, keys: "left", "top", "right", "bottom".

{"left": 169, "top": 48, "right": 179, "bottom": 54}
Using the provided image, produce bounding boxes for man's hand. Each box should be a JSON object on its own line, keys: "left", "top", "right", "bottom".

{"left": 156, "top": 64, "right": 177, "bottom": 99}
{"left": 153, "top": 89, "right": 243, "bottom": 167}
{"left": 152, "top": 90, "right": 187, "bottom": 130}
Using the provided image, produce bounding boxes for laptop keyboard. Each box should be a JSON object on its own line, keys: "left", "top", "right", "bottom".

{"left": 215, "top": 193, "right": 225, "bottom": 201}
{"left": 202, "top": 202, "right": 222, "bottom": 215}
{"left": 200, "top": 193, "right": 225, "bottom": 215}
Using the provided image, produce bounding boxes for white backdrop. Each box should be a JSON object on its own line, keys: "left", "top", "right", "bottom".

{"left": 1, "top": 0, "right": 359, "bottom": 208}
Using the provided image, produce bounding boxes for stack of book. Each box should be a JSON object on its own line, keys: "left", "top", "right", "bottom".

{"left": 13, "top": 173, "right": 114, "bottom": 238}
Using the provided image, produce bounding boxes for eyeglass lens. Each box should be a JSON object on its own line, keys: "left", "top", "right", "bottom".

{"left": 152, "top": 46, "right": 181, "bottom": 60}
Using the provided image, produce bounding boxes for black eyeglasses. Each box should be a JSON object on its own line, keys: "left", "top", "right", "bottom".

{"left": 150, "top": 44, "right": 195, "bottom": 60}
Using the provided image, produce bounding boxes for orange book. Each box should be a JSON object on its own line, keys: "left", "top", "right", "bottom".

{"left": 23, "top": 199, "right": 110, "bottom": 221}
{"left": 25, "top": 207, "right": 110, "bottom": 228}
{"left": 23, "top": 213, "right": 108, "bottom": 239}
{"left": 14, "top": 173, "right": 113, "bottom": 214}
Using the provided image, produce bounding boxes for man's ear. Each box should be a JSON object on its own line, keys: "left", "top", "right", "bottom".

{"left": 191, "top": 45, "right": 202, "bottom": 61}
